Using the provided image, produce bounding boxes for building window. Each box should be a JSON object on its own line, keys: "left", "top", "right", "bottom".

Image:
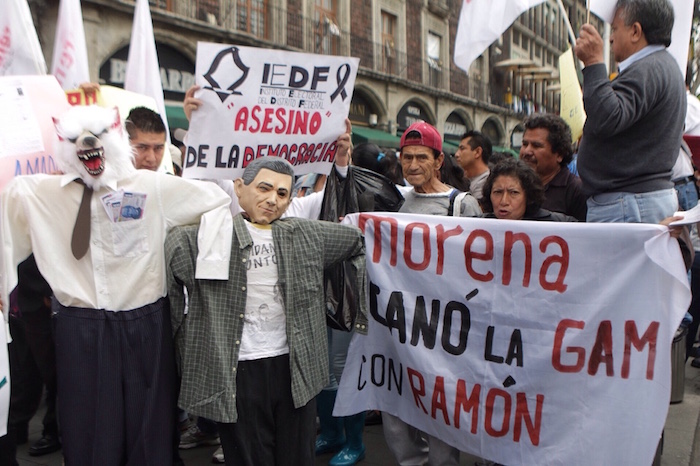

{"left": 381, "top": 11, "right": 397, "bottom": 74}
{"left": 315, "top": 0, "right": 340, "bottom": 55}
{"left": 237, "top": 0, "right": 268, "bottom": 38}
{"left": 513, "top": 30, "right": 520, "bottom": 46}
{"left": 149, "top": 0, "right": 169, "bottom": 9}
{"left": 427, "top": 32, "right": 442, "bottom": 88}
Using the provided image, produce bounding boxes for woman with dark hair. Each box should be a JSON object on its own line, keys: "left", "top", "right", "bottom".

{"left": 481, "top": 158, "right": 575, "bottom": 221}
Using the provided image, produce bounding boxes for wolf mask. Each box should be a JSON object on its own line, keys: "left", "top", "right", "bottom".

{"left": 53, "top": 105, "right": 136, "bottom": 190}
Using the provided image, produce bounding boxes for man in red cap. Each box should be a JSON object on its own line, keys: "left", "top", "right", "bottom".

{"left": 397, "top": 120, "right": 480, "bottom": 216}
{"left": 381, "top": 121, "right": 480, "bottom": 465}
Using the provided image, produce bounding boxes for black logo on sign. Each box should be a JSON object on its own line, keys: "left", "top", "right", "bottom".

{"left": 203, "top": 47, "right": 250, "bottom": 103}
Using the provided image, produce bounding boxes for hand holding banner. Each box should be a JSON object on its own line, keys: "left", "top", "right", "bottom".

{"left": 184, "top": 43, "right": 358, "bottom": 180}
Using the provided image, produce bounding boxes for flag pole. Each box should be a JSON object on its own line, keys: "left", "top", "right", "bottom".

{"left": 555, "top": 0, "right": 577, "bottom": 49}
{"left": 586, "top": 0, "right": 590, "bottom": 24}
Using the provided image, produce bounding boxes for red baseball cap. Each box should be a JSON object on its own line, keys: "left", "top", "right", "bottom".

{"left": 400, "top": 121, "right": 443, "bottom": 153}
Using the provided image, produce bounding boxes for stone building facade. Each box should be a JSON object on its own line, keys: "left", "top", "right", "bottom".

{"left": 28, "top": 0, "right": 602, "bottom": 153}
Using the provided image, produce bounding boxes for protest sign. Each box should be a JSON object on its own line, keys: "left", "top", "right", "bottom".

{"left": 335, "top": 213, "right": 689, "bottom": 465}
{"left": 184, "top": 43, "right": 358, "bottom": 180}
{"left": 0, "top": 75, "right": 70, "bottom": 191}
{"left": 559, "top": 48, "right": 585, "bottom": 143}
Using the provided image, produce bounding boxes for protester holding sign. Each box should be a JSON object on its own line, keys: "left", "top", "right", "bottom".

{"left": 315, "top": 142, "right": 403, "bottom": 466}
{"left": 574, "top": 0, "right": 685, "bottom": 223}
{"left": 380, "top": 121, "right": 481, "bottom": 466}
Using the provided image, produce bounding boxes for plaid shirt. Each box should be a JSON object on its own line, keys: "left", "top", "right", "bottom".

{"left": 165, "top": 214, "right": 367, "bottom": 423}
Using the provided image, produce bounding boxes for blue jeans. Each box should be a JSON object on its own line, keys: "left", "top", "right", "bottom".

{"left": 586, "top": 188, "right": 678, "bottom": 224}
{"left": 674, "top": 180, "right": 699, "bottom": 212}
{"left": 324, "top": 327, "right": 354, "bottom": 389}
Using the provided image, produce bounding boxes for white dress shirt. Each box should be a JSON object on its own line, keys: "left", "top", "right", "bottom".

{"left": 1, "top": 170, "right": 232, "bottom": 312}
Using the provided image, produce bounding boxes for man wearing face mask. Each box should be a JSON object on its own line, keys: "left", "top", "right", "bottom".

{"left": 165, "top": 157, "right": 367, "bottom": 466}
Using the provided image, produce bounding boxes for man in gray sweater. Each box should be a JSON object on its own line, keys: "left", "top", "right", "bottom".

{"left": 574, "top": 0, "right": 685, "bottom": 223}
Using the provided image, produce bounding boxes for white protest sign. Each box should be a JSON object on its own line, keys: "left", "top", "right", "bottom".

{"left": 335, "top": 213, "right": 689, "bottom": 465}
{"left": 184, "top": 43, "right": 359, "bottom": 180}
{"left": 0, "top": 75, "right": 70, "bottom": 192}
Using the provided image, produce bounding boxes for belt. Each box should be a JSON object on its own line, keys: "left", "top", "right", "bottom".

{"left": 673, "top": 175, "right": 695, "bottom": 186}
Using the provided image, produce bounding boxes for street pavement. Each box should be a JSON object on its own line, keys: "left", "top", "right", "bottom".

{"left": 16, "top": 360, "right": 700, "bottom": 465}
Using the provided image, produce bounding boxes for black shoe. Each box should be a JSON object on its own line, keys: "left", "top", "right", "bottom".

{"left": 28, "top": 434, "right": 61, "bottom": 457}
{"left": 692, "top": 357, "right": 700, "bottom": 369}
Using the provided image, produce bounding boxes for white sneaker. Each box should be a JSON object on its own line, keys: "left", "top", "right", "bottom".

{"left": 211, "top": 446, "right": 225, "bottom": 464}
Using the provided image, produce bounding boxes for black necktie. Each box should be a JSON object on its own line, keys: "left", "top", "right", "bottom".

{"left": 71, "top": 180, "right": 93, "bottom": 260}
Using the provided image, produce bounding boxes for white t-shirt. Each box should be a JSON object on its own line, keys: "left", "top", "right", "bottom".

{"left": 238, "top": 222, "right": 289, "bottom": 361}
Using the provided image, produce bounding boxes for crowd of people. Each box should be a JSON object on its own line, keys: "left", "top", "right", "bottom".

{"left": 0, "top": 0, "right": 697, "bottom": 465}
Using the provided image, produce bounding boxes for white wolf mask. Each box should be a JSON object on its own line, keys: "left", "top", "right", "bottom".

{"left": 53, "top": 105, "right": 136, "bottom": 190}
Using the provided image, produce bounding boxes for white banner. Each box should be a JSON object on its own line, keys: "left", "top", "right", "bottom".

{"left": 0, "top": 0, "right": 47, "bottom": 76}
{"left": 51, "top": 0, "right": 90, "bottom": 90}
{"left": 454, "top": 0, "right": 545, "bottom": 73}
{"left": 184, "top": 43, "right": 358, "bottom": 180}
{"left": 335, "top": 213, "right": 690, "bottom": 465}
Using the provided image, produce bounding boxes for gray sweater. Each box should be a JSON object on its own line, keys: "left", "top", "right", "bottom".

{"left": 577, "top": 50, "right": 686, "bottom": 196}
{"left": 399, "top": 188, "right": 481, "bottom": 216}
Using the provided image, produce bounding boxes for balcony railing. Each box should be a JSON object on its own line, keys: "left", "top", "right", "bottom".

{"left": 139, "top": 0, "right": 555, "bottom": 113}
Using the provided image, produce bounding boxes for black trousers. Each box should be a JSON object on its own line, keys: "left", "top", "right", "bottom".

{"left": 9, "top": 309, "right": 58, "bottom": 433}
{"left": 0, "top": 312, "right": 58, "bottom": 466}
{"left": 217, "top": 354, "right": 316, "bottom": 466}
{"left": 53, "top": 298, "right": 175, "bottom": 466}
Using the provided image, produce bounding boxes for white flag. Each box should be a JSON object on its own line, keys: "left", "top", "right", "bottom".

{"left": 589, "top": 0, "right": 693, "bottom": 78}
{"left": 51, "top": 0, "right": 90, "bottom": 90}
{"left": 454, "top": 0, "right": 545, "bottom": 73}
{"left": 124, "top": 0, "right": 170, "bottom": 141}
{"left": 0, "top": 0, "right": 47, "bottom": 76}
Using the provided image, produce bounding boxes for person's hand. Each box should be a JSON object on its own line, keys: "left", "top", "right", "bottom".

{"left": 660, "top": 216, "right": 684, "bottom": 238}
{"left": 184, "top": 85, "right": 203, "bottom": 122}
{"left": 79, "top": 82, "right": 101, "bottom": 94}
{"left": 335, "top": 119, "right": 353, "bottom": 167}
{"left": 574, "top": 24, "right": 605, "bottom": 68}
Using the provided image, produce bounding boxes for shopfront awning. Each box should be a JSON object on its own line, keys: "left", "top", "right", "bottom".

{"left": 352, "top": 126, "right": 401, "bottom": 149}
{"left": 442, "top": 140, "right": 459, "bottom": 155}
{"left": 165, "top": 105, "right": 188, "bottom": 130}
